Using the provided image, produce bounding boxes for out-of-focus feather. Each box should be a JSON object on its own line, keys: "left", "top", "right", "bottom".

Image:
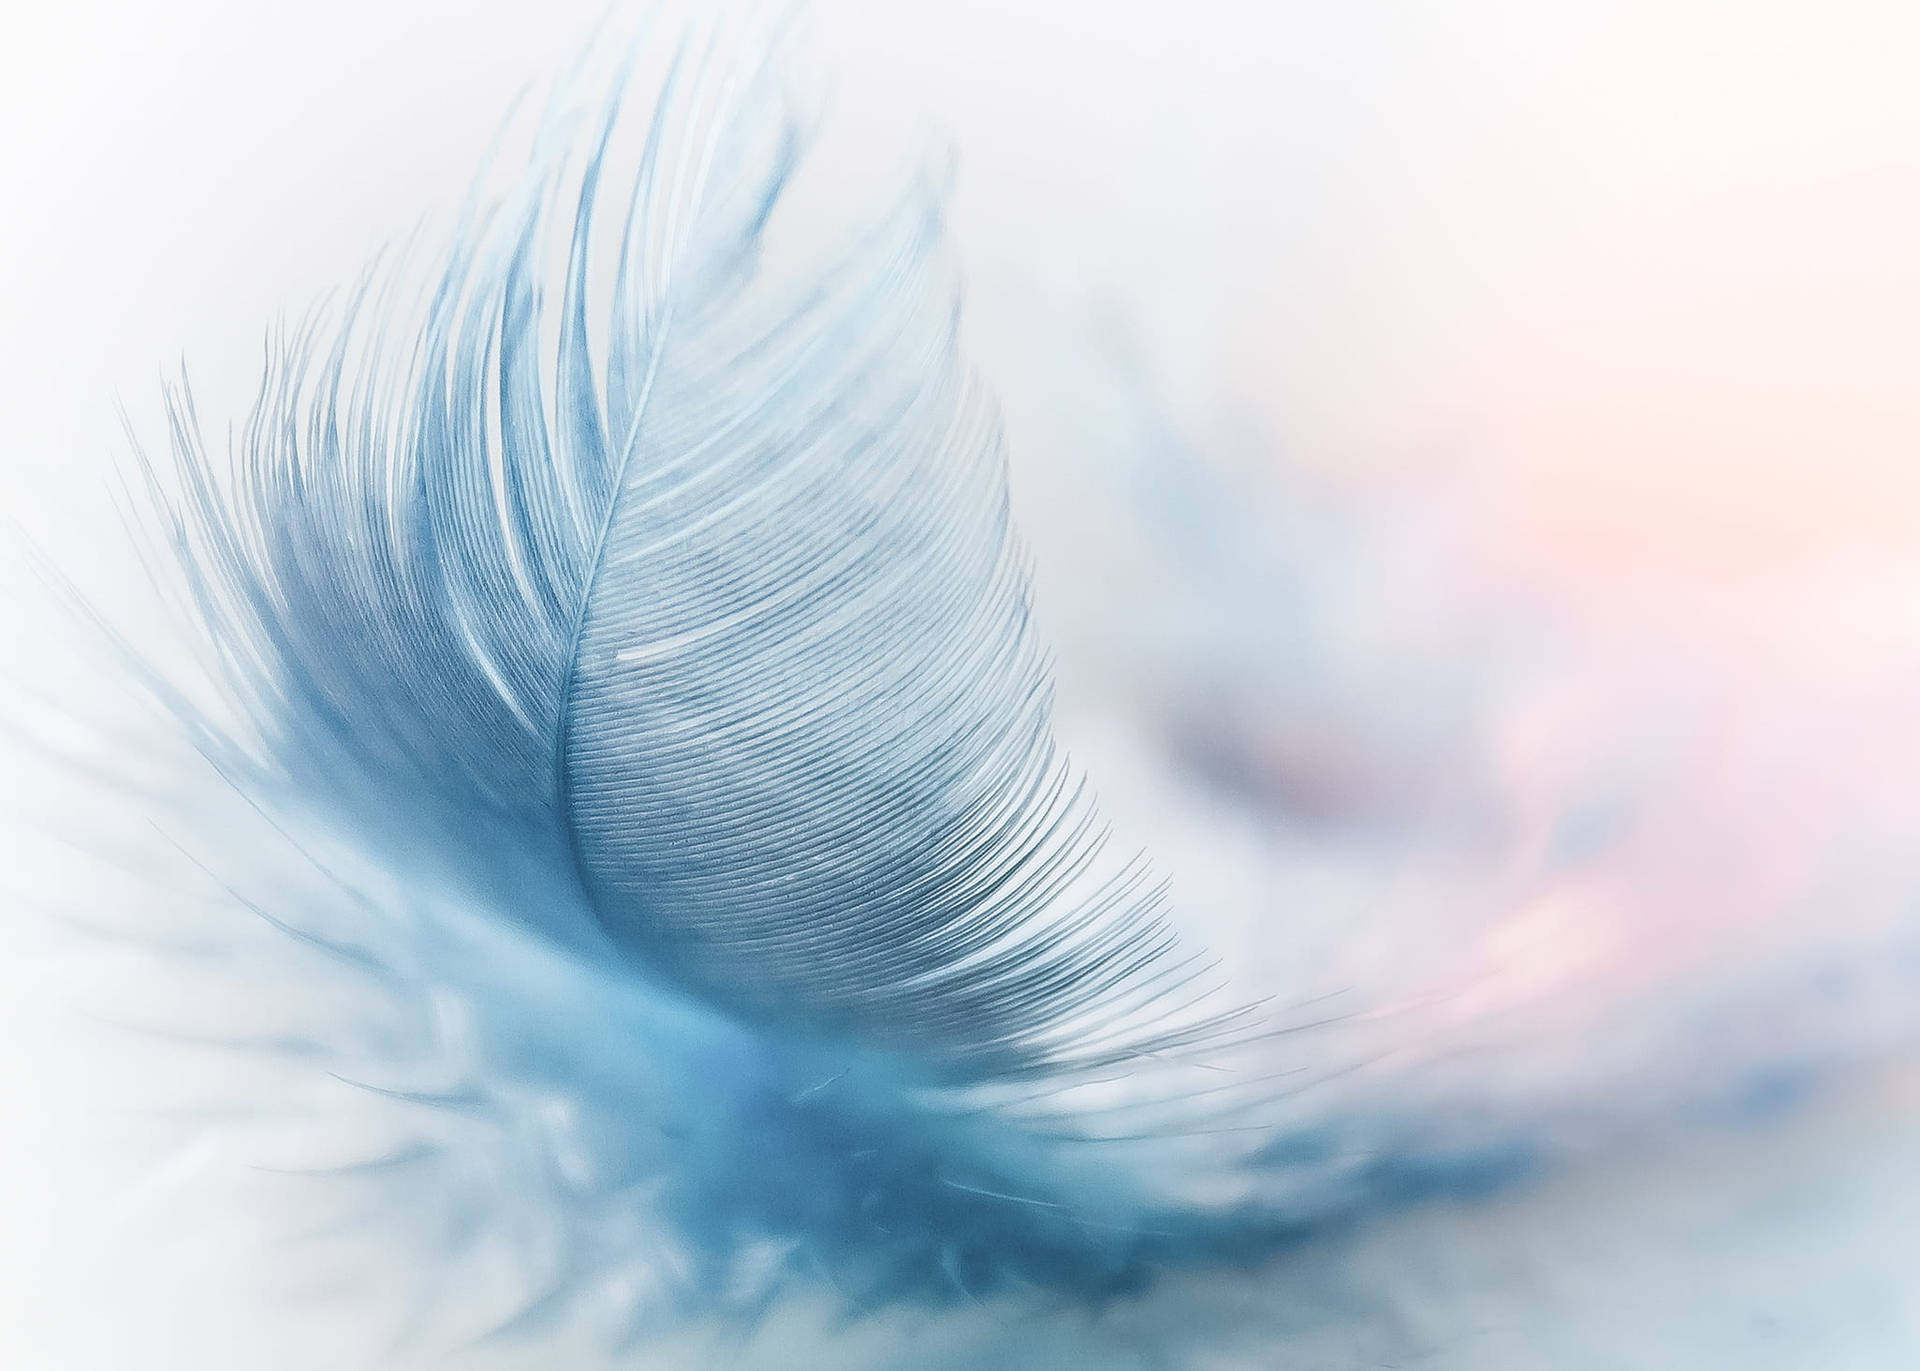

{"left": 1012, "top": 298, "right": 1920, "bottom": 1185}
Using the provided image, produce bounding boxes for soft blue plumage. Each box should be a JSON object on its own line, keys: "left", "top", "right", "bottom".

{"left": 96, "top": 14, "right": 1290, "bottom": 1326}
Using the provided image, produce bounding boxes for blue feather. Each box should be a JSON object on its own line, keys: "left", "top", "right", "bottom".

{"left": 87, "top": 14, "right": 1293, "bottom": 1331}
{"left": 143, "top": 21, "right": 1215, "bottom": 1074}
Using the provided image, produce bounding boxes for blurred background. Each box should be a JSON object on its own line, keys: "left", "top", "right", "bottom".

{"left": 4, "top": 1, "right": 1919, "bottom": 1366}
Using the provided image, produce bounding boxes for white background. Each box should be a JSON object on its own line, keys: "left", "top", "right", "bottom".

{"left": 5, "top": 2, "right": 1920, "bottom": 1366}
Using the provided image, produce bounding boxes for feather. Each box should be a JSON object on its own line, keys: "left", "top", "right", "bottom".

{"left": 143, "top": 21, "right": 1213, "bottom": 1074}
{"left": 70, "top": 11, "right": 1285, "bottom": 1335}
